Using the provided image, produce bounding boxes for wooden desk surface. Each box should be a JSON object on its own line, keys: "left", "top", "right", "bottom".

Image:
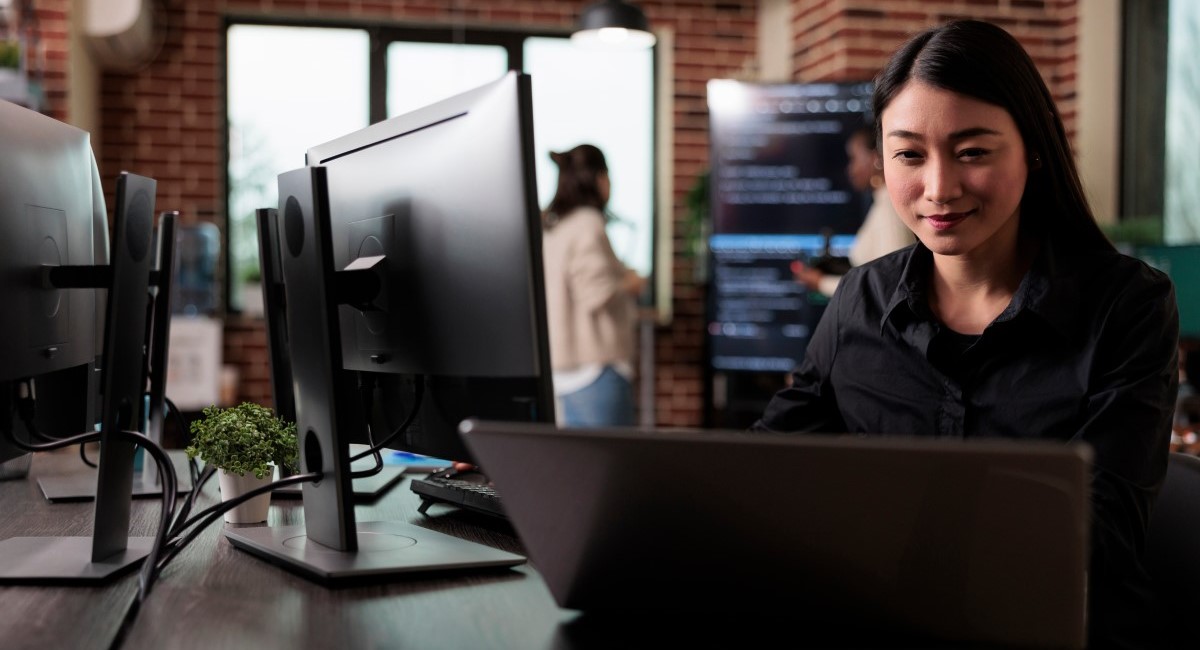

{"left": 0, "top": 450, "right": 575, "bottom": 650}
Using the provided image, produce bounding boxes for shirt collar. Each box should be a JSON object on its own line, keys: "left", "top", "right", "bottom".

{"left": 880, "top": 240, "right": 1080, "bottom": 339}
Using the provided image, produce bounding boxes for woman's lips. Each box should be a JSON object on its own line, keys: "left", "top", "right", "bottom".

{"left": 924, "top": 209, "right": 976, "bottom": 231}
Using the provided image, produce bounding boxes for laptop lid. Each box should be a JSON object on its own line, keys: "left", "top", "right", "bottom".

{"left": 460, "top": 420, "right": 1091, "bottom": 649}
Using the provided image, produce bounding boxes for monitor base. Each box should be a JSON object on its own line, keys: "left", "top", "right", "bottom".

{"left": 0, "top": 536, "right": 154, "bottom": 584}
{"left": 37, "top": 449, "right": 194, "bottom": 502}
{"left": 224, "top": 520, "right": 524, "bottom": 585}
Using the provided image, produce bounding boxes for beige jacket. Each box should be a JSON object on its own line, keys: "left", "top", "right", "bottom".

{"left": 541, "top": 207, "right": 637, "bottom": 371}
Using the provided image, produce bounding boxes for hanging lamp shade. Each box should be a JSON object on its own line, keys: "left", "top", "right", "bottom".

{"left": 571, "top": 0, "right": 657, "bottom": 49}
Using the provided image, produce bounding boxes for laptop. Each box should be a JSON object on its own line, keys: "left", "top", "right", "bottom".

{"left": 460, "top": 420, "right": 1092, "bottom": 649}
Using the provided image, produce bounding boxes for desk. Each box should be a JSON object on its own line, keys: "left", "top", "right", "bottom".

{"left": 0, "top": 449, "right": 578, "bottom": 650}
{"left": 1, "top": 452, "right": 1006, "bottom": 650}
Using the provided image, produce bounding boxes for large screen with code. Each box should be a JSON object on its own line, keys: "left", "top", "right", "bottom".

{"left": 706, "top": 80, "right": 872, "bottom": 374}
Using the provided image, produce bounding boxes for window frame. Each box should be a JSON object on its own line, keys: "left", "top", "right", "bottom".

{"left": 221, "top": 14, "right": 658, "bottom": 314}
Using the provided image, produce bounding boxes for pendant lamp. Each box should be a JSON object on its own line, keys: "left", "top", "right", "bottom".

{"left": 571, "top": 0, "right": 657, "bottom": 49}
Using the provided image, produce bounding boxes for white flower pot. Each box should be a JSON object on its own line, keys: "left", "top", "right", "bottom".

{"left": 240, "top": 282, "right": 264, "bottom": 318}
{"left": 218, "top": 469, "right": 273, "bottom": 523}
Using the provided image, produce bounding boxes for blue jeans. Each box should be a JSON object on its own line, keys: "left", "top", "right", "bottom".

{"left": 558, "top": 366, "right": 635, "bottom": 427}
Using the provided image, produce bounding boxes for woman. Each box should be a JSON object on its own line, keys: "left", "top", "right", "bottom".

{"left": 541, "top": 144, "right": 643, "bottom": 427}
{"left": 755, "top": 20, "right": 1178, "bottom": 647}
{"left": 793, "top": 124, "right": 915, "bottom": 297}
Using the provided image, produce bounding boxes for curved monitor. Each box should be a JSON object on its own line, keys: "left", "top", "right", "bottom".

{"left": 0, "top": 100, "right": 107, "bottom": 382}
{"left": 0, "top": 101, "right": 107, "bottom": 466}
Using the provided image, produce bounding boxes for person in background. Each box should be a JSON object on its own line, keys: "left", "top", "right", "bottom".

{"left": 792, "top": 124, "right": 915, "bottom": 297}
{"left": 754, "top": 20, "right": 1178, "bottom": 648}
{"left": 541, "top": 144, "right": 644, "bottom": 427}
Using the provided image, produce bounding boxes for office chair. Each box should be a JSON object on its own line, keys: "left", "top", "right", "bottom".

{"left": 1145, "top": 452, "right": 1200, "bottom": 646}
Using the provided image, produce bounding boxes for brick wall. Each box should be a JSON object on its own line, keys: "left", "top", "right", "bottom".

{"left": 792, "top": 0, "right": 1079, "bottom": 136}
{"left": 20, "top": 1, "right": 71, "bottom": 120}
{"left": 30, "top": 0, "right": 1081, "bottom": 427}
{"left": 68, "top": 0, "right": 758, "bottom": 425}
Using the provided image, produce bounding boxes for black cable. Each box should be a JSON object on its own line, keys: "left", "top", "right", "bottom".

{"left": 79, "top": 442, "right": 98, "bottom": 467}
{"left": 349, "top": 373, "right": 385, "bottom": 479}
{"left": 107, "top": 596, "right": 141, "bottom": 650}
{"left": 350, "top": 448, "right": 384, "bottom": 479}
{"left": 167, "top": 464, "right": 216, "bottom": 540}
{"left": 163, "top": 396, "right": 199, "bottom": 486}
{"left": 10, "top": 380, "right": 178, "bottom": 650}
{"left": 154, "top": 471, "right": 321, "bottom": 578}
{"left": 349, "top": 376, "right": 424, "bottom": 462}
{"left": 103, "top": 427, "right": 176, "bottom": 650}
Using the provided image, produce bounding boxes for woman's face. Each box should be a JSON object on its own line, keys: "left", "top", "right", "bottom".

{"left": 881, "top": 81, "right": 1028, "bottom": 261}
{"left": 845, "top": 133, "right": 877, "bottom": 192}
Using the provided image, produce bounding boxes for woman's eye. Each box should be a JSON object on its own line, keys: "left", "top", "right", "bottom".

{"left": 892, "top": 150, "right": 922, "bottom": 163}
{"left": 957, "top": 148, "right": 989, "bottom": 160}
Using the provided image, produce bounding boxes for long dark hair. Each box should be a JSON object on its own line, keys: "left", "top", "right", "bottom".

{"left": 543, "top": 144, "right": 608, "bottom": 228}
{"left": 872, "top": 20, "right": 1114, "bottom": 253}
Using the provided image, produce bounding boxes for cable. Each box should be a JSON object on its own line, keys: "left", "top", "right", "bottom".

{"left": 349, "top": 373, "right": 385, "bottom": 479}
{"left": 155, "top": 471, "right": 321, "bottom": 577}
{"left": 163, "top": 396, "right": 199, "bottom": 486}
{"left": 349, "top": 375, "right": 424, "bottom": 462}
{"left": 10, "top": 379, "right": 178, "bottom": 650}
{"left": 350, "top": 451, "right": 384, "bottom": 479}
{"left": 167, "top": 464, "right": 216, "bottom": 540}
{"left": 79, "top": 442, "right": 98, "bottom": 467}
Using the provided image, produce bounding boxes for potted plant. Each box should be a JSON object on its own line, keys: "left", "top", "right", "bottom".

{"left": 238, "top": 263, "right": 265, "bottom": 318}
{"left": 186, "top": 402, "right": 297, "bottom": 523}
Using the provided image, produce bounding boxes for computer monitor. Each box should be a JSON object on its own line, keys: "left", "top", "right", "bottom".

{"left": 0, "top": 101, "right": 165, "bottom": 582}
{"left": 224, "top": 72, "right": 550, "bottom": 583}
{"left": 0, "top": 100, "right": 107, "bottom": 467}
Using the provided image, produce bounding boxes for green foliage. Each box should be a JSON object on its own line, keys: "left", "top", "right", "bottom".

{"left": 0, "top": 40, "right": 19, "bottom": 70}
{"left": 683, "top": 170, "right": 710, "bottom": 260}
{"left": 186, "top": 402, "right": 297, "bottom": 479}
{"left": 1102, "top": 216, "right": 1164, "bottom": 248}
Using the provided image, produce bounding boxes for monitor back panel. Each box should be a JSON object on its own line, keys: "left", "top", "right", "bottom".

{"left": 461, "top": 421, "right": 1091, "bottom": 649}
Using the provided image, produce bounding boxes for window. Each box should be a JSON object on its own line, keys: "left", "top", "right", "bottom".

{"left": 224, "top": 20, "right": 657, "bottom": 311}
{"left": 226, "top": 24, "right": 369, "bottom": 298}
{"left": 386, "top": 42, "right": 508, "bottom": 117}
{"left": 525, "top": 37, "right": 655, "bottom": 278}
{"left": 1122, "top": 0, "right": 1200, "bottom": 243}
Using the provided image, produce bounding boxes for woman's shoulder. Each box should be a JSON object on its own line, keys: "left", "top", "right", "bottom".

{"left": 846, "top": 244, "right": 918, "bottom": 284}
{"left": 1073, "top": 248, "right": 1172, "bottom": 295}
{"left": 549, "top": 206, "right": 605, "bottom": 237}
{"left": 834, "top": 244, "right": 919, "bottom": 307}
{"left": 546, "top": 206, "right": 605, "bottom": 237}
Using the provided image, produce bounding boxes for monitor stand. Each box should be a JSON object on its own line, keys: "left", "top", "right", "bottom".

{"left": 0, "top": 537, "right": 154, "bottom": 583}
{"left": 37, "top": 210, "right": 187, "bottom": 506}
{"left": 37, "top": 448, "right": 194, "bottom": 502}
{"left": 224, "top": 521, "right": 523, "bottom": 585}
{"left": 0, "top": 175, "right": 163, "bottom": 584}
{"left": 225, "top": 169, "right": 524, "bottom": 585}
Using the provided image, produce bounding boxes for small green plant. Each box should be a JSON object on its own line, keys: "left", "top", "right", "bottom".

{"left": 186, "top": 402, "right": 297, "bottom": 479}
{"left": 240, "top": 261, "right": 262, "bottom": 285}
{"left": 0, "top": 40, "right": 20, "bottom": 70}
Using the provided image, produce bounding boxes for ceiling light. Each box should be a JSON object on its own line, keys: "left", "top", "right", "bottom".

{"left": 571, "top": 1, "right": 656, "bottom": 50}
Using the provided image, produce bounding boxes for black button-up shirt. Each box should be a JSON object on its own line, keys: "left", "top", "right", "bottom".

{"left": 754, "top": 241, "right": 1179, "bottom": 647}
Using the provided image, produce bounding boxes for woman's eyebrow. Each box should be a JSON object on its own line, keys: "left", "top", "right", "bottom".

{"left": 885, "top": 126, "right": 1003, "bottom": 141}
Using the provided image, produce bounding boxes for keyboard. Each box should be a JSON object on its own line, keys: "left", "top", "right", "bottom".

{"left": 411, "top": 473, "right": 507, "bottom": 519}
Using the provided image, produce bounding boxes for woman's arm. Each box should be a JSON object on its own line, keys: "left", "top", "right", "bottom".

{"left": 1075, "top": 268, "right": 1178, "bottom": 644}
{"left": 752, "top": 281, "right": 847, "bottom": 433}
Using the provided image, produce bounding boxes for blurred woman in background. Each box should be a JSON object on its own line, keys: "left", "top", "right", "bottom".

{"left": 541, "top": 144, "right": 644, "bottom": 427}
